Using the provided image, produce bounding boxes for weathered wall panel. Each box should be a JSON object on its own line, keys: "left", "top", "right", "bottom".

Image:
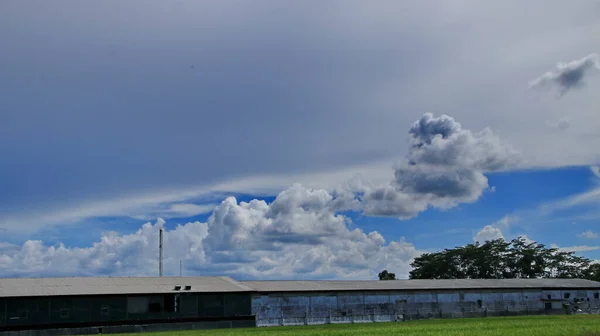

{"left": 251, "top": 287, "right": 598, "bottom": 327}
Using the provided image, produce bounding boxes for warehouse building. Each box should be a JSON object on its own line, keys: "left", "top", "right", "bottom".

{"left": 1, "top": 277, "right": 599, "bottom": 334}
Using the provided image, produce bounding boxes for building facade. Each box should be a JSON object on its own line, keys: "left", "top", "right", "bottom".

{"left": 244, "top": 279, "right": 600, "bottom": 327}
{"left": 0, "top": 277, "right": 599, "bottom": 333}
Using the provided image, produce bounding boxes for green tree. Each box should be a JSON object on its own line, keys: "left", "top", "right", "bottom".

{"left": 378, "top": 270, "right": 396, "bottom": 280}
{"left": 585, "top": 264, "right": 600, "bottom": 282}
{"left": 408, "top": 236, "right": 595, "bottom": 280}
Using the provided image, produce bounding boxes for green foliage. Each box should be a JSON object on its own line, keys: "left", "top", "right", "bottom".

{"left": 409, "top": 236, "right": 596, "bottom": 280}
{"left": 585, "top": 263, "right": 600, "bottom": 282}
{"left": 378, "top": 269, "right": 396, "bottom": 280}
{"left": 107, "top": 315, "right": 600, "bottom": 336}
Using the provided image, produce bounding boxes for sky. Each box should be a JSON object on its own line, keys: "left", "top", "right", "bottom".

{"left": 1, "top": 0, "right": 600, "bottom": 280}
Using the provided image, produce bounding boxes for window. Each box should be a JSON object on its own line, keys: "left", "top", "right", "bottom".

{"left": 547, "top": 294, "right": 551, "bottom": 300}
{"left": 564, "top": 292, "right": 570, "bottom": 299}
{"left": 594, "top": 293, "right": 599, "bottom": 299}
{"left": 477, "top": 299, "right": 482, "bottom": 308}
{"left": 60, "top": 308, "right": 70, "bottom": 318}
{"left": 174, "top": 285, "right": 181, "bottom": 291}
{"left": 184, "top": 285, "right": 192, "bottom": 290}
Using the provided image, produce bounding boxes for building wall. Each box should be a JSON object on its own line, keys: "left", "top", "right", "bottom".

{"left": 251, "top": 288, "right": 600, "bottom": 327}
{"left": 0, "top": 293, "right": 252, "bottom": 330}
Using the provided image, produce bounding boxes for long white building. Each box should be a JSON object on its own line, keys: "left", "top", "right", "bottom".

{"left": 0, "top": 277, "right": 599, "bottom": 334}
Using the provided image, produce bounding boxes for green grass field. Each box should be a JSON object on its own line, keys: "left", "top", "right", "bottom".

{"left": 114, "top": 315, "right": 600, "bottom": 336}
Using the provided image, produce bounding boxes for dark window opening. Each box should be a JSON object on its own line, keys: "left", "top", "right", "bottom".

{"left": 594, "top": 293, "right": 599, "bottom": 299}
{"left": 564, "top": 292, "right": 570, "bottom": 299}
{"left": 184, "top": 285, "right": 192, "bottom": 290}
{"left": 477, "top": 299, "right": 482, "bottom": 308}
{"left": 60, "top": 309, "right": 70, "bottom": 318}
{"left": 174, "top": 285, "right": 181, "bottom": 291}
{"left": 544, "top": 302, "right": 552, "bottom": 310}
{"left": 164, "top": 294, "right": 180, "bottom": 313}
{"left": 148, "top": 302, "right": 162, "bottom": 313}
{"left": 547, "top": 294, "right": 551, "bottom": 300}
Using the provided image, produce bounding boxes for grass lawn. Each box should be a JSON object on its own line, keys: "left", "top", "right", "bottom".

{"left": 111, "top": 315, "right": 600, "bottom": 336}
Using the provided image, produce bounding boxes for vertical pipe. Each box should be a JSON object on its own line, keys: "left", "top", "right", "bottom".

{"left": 159, "top": 228, "right": 163, "bottom": 277}
{"left": 180, "top": 260, "right": 182, "bottom": 277}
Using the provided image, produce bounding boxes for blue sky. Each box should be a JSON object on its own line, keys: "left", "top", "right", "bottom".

{"left": 1, "top": 0, "right": 600, "bottom": 279}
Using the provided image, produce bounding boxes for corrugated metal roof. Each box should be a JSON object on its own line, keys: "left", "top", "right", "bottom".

{"left": 242, "top": 278, "right": 600, "bottom": 293}
{"left": 1, "top": 277, "right": 598, "bottom": 298}
{"left": 0, "top": 276, "right": 254, "bottom": 298}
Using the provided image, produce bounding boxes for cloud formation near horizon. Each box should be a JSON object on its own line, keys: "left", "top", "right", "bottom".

{"left": 0, "top": 113, "right": 523, "bottom": 278}
{"left": 530, "top": 53, "right": 600, "bottom": 95}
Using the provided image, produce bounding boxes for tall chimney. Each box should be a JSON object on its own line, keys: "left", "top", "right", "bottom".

{"left": 159, "top": 228, "right": 163, "bottom": 277}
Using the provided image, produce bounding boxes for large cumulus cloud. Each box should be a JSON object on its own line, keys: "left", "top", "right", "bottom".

{"left": 361, "top": 113, "right": 521, "bottom": 218}
{"left": 0, "top": 184, "right": 421, "bottom": 279}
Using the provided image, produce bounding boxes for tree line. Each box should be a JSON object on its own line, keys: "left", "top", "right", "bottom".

{"left": 379, "top": 236, "right": 600, "bottom": 281}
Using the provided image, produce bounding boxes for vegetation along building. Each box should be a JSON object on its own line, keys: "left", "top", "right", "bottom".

{"left": 1, "top": 276, "right": 599, "bottom": 334}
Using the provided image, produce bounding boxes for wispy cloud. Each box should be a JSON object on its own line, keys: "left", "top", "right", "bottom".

{"left": 530, "top": 53, "right": 600, "bottom": 96}
{"left": 577, "top": 230, "right": 599, "bottom": 239}
{"left": 550, "top": 244, "right": 600, "bottom": 253}
{"left": 591, "top": 166, "right": 600, "bottom": 178}
{"left": 0, "top": 159, "right": 394, "bottom": 233}
{"left": 539, "top": 187, "right": 600, "bottom": 215}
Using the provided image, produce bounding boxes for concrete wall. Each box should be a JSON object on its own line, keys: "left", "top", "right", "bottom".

{"left": 251, "top": 288, "right": 600, "bottom": 327}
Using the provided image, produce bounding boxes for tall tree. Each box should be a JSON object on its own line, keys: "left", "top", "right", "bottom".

{"left": 409, "top": 237, "right": 595, "bottom": 280}
{"left": 378, "top": 270, "right": 396, "bottom": 280}
{"left": 586, "top": 264, "right": 600, "bottom": 282}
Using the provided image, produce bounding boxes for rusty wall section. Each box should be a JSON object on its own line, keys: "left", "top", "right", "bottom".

{"left": 251, "top": 288, "right": 600, "bottom": 327}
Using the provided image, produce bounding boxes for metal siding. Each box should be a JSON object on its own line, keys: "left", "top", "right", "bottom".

{"left": 198, "top": 294, "right": 224, "bottom": 317}
{"left": 179, "top": 294, "right": 199, "bottom": 317}
{"left": 224, "top": 293, "right": 251, "bottom": 317}
{"left": 242, "top": 278, "right": 600, "bottom": 293}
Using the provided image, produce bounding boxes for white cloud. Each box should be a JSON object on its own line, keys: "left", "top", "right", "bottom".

{"left": 591, "top": 166, "right": 600, "bottom": 178}
{"left": 530, "top": 53, "right": 600, "bottom": 95}
{"left": 550, "top": 244, "right": 600, "bottom": 253}
{"left": 577, "top": 230, "right": 599, "bottom": 239}
{"left": 362, "top": 114, "right": 522, "bottom": 219}
{"left": 0, "top": 219, "right": 209, "bottom": 278}
{"left": 474, "top": 215, "right": 519, "bottom": 243}
{"left": 0, "top": 184, "right": 423, "bottom": 279}
{"left": 539, "top": 187, "right": 600, "bottom": 215}
{"left": 474, "top": 225, "right": 505, "bottom": 243}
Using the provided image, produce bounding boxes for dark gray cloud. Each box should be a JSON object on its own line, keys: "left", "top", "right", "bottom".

{"left": 362, "top": 113, "right": 521, "bottom": 218}
{"left": 530, "top": 53, "right": 599, "bottom": 95}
